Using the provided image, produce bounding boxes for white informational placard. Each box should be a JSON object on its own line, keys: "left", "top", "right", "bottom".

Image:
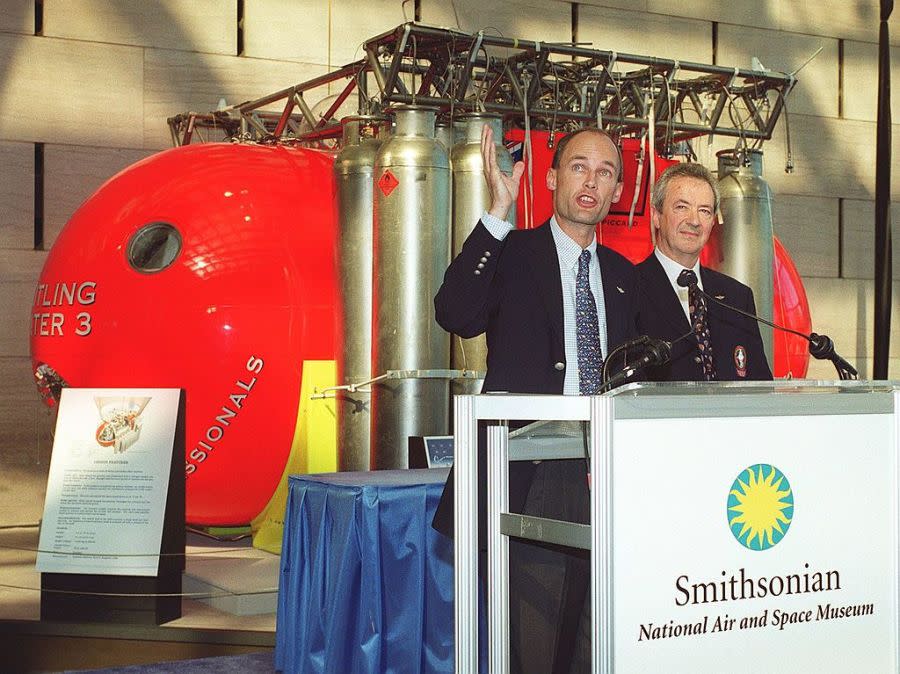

{"left": 612, "top": 412, "right": 898, "bottom": 673}
{"left": 37, "top": 388, "right": 181, "bottom": 577}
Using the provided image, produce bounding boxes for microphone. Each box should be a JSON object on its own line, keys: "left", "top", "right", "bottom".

{"left": 676, "top": 269, "right": 858, "bottom": 380}
{"left": 599, "top": 335, "right": 675, "bottom": 392}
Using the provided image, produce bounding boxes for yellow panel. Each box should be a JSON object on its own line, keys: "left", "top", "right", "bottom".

{"left": 43, "top": 0, "right": 235, "bottom": 54}
{"left": 43, "top": 144, "right": 156, "bottom": 247}
{"left": 143, "top": 48, "right": 329, "bottom": 149}
{"left": 771, "top": 194, "right": 840, "bottom": 278}
{"left": 580, "top": 5, "right": 711, "bottom": 63}
{"left": 242, "top": 0, "right": 329, "bottom": 65}
{"left": 718, "top": 24, "right": 839, "bottom": 118}
{"left": 0, "top": 140, "right": 33, "bottom": 249}
{"left": 840, "top": 198, "right": 900, "bottom": 280}
{"left": 0, "top": 35, "right": 144, "bottom": 148}
{"left": 251, "top": 359, "right": 336, "bottom": 554}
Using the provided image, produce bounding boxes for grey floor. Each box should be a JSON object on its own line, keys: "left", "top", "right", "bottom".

{"left": 64, "top": 650, "right": 276, "bottom": 673}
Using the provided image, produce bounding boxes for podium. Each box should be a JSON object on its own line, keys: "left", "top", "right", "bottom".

{"left": 454, "top": 381, "right": 900, "bottom": 673}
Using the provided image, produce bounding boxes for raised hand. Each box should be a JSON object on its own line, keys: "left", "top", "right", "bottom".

{"left": 481, "top": 124, "right": 525, "bottom": 221}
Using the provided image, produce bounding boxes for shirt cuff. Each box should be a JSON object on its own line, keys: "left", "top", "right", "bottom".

{"left": 481, "top": 211, "right": 515, "bottom": 240}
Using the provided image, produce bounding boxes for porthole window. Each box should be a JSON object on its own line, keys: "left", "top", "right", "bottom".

{"left": 127, "top": 222, "right": 182, "bottom": 273}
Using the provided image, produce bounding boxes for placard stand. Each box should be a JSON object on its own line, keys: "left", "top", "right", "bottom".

{"left": 39, "top": 389, "right": 185, "bottom": 625}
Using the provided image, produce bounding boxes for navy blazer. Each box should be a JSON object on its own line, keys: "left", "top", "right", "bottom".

{"left": 432, "top": 220, "right": 639, "bottom": 539}
{"left": 435, "top": 220, "right": 638, "bottom": 393}
{"left": 635, "top": 253, "right": 772, "bottom": 381}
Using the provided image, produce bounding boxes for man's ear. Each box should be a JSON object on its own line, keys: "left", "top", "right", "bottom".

{"left": 546, "top": 168, "right": 557, "bottom": 192}
{"left": 612, "top": 180, "right": 624, "bottom": 204}
{"left": 650, "top": 205, "right": 660, "bottom": 231}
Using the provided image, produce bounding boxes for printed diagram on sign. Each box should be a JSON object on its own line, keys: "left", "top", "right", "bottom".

{"left": 94, "top": 396, "right": 151, "bottom": 453}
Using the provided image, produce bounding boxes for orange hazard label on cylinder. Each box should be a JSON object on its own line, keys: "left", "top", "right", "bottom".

{"left": 378, "top": 170, "right": 400, "bottom": 196}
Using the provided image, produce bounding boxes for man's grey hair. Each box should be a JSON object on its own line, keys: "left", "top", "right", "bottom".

{"left": 651, "top": 162, "right": 720, "bottom": 213}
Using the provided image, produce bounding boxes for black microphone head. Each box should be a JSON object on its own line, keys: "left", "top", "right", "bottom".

{"left": 677, "top": 269, "right": 698, "bottom": 287}
{"left": 647, "top": 338, "right": 672, "bottom": 365}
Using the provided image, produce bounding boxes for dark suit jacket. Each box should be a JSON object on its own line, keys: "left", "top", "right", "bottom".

{"left": 635, "top": 253, "right": 772, "bottom": 381}
{"left": 432, "top": 220, "right": 639, "bottom": 539}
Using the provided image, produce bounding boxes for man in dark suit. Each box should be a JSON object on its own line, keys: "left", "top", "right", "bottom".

{"left": 433, "top": 124, "right": 638, "bottom": 672}
{"left": 637, "top": 162, "right": 772, "bottom": 381}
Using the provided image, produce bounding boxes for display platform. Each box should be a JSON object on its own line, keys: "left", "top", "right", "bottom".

{"left": 275, "top": 468, "right": 486, "bottom": 674}
{"left": 0, "top": 526, "right": 277, "bottom": 632}
{"left": 182, "top": 534, "right": 279, "bottom": 617}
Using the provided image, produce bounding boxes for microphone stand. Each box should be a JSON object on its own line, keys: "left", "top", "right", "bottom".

{"left": 684, "top": 280, "right": 858, "bottom": 381}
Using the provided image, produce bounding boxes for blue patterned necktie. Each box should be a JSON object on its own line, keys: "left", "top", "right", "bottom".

{"left": 576, "top": 250, "right": 603, "bottom": 394}
{"left": 678, "top": 269, "right": 717, "bottom": 381}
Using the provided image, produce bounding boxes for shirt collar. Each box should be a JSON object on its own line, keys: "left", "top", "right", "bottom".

{"left": 549, "top": 216, "right": 597, "bottom": 271}
{"left": 654, "top": 247, "right": 702, "bottom": 290}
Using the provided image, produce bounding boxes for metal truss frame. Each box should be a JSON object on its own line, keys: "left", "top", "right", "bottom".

{"left": 168, "top": 22, "right": 795, "bottom": 152}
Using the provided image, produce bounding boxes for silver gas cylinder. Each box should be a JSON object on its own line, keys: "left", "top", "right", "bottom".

{"left": 715, "top": 148, "right": 775, "bottom": 365}
{"left": 371, "top": 105, "right": 451, "bottom": 469}
{"left": 334, "top": 115, "right": 388, "bottom": 471}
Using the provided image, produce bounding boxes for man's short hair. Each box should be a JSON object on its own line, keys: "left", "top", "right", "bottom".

{"left": 651, "top": 162, "right": 720, "bottom": 213}
{"left": 550, "top": 128, "right": 624, "bottom": 181}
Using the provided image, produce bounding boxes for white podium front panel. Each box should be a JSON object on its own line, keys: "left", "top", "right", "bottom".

{"left": 610, "top": 391, "right": 898, "bottom": 673}
{"left": 454, "top": 383, "right": 900, "bottom": 673}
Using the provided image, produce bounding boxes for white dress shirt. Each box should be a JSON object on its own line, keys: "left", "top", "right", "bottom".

{"left": 481, "top": 211, "right": 608, "bottom": 395}
{"left": 654, "top": 248, "right": 703, "bottom": 324}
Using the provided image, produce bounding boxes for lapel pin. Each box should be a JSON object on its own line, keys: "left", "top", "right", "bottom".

{"left": 734, "top": 345, "right": 748, "bottom": 378}
{"left": 715, "top": 294, "right": 725, "bottom": 300}
{"left": 616, "top": 286, "right": 625, "bottom": 294}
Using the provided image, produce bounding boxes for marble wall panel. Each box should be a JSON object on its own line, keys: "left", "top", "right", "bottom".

{"left": 419, "top": 0, "right": 572, "bottom": 46}
{"left": 331, "top": 0, "right": 421, "bottom": 67}
{"left": 717, "top": 24, "right": 839, "bottom": 119}
{"left": 0, "top": 140, "right": 33, "bottom": 250}
{"left": 579, "top": 4, "right": 711, "bottom": 63}
{"left": 841, "top": 40, "right": 900, "bottom": 123}
{"left": 771, "top": 194, "right": 840, "bottom": 278}
{"left": 43, "top": 0, "right": 236, "bottom": 54}
{"left": 802, "top": 276, "right": 900, "bottom": 379}
{"left": 0, "top": 35, "right": 144, "bottom": 148}
{"left": 143, "top": 48, "right": 329, "bottom": 149}
{"left": 0, "top": 250, "right": 46, "bottom": 358}
{"left": 778, "top": 1, "right": 900, "bottom": 47}
{"left": 0, "top": 0, "right": 33, "bottom": 35}
{"left": 840, "top": 198, "right": 900, "bottom": 280}
{"left": 702, "top": 115, "right": 899, "bottom": 202}
{"left": 0, "top": 357, "right": 54, "bottom": 467}
{"left": 242, "top": 0, "right": 329, "bottom": 65}
{"left": 647, "top": 0, "right": 776, "bottom": 31}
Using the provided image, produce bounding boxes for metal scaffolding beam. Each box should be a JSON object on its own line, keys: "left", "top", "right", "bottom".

{"left": 168, "top": 22, "right": 795, "bottom": 151}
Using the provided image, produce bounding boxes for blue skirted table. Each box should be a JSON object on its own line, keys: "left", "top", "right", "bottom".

{"left": 275, "top": 469, "right": 484, "bottom": 673}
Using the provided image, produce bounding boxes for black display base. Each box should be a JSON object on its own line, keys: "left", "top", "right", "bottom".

{"left": 41, "top": 571, "right": 182, "bottom": 625}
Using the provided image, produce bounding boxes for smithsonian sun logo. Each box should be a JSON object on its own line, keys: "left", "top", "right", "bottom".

{"left": 727, "top": 464, "right": 794, "bottom": 551}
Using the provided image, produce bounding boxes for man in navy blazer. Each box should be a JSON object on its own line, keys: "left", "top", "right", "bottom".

{"left": 636, "top": 162, "right": 772, "bottom": 381}
{"left": 433, "top": 124, "right": 638, "bottom": 673}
